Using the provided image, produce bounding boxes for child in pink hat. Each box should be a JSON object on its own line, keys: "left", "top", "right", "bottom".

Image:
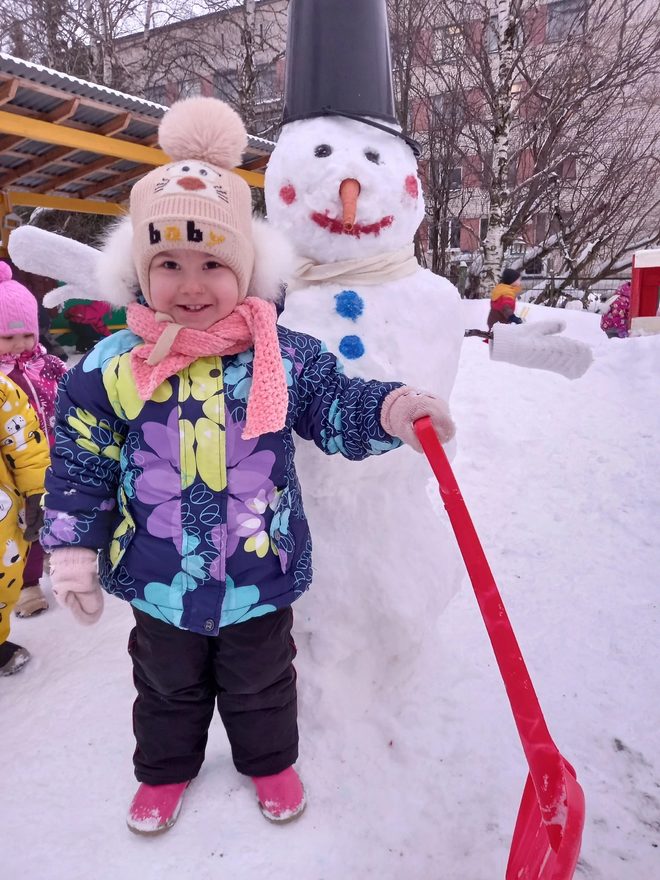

{"left": 0, "top": 372, "right": 50, "bottom": 674}
{"left": 0, "top": 262, "right": 67, "bottom": 617}
{"left": 42, "top": 96, "right": 455, "bottom": 835}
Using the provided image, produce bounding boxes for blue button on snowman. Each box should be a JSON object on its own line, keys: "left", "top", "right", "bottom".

{"left": 334, "top": 290, "right": 365, "bottom": 360}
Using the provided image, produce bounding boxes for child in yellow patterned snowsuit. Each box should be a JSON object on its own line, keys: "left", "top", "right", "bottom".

{"left": 0, "top": 372, "right": 49, "bottom": 675}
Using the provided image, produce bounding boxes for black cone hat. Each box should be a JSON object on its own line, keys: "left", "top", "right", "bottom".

{"left": 282, "top": 0, "right": 420, "bottom": 156}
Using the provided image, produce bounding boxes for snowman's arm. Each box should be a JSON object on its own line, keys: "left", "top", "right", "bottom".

{"left": 9, "top": 226, "right": 103, "bottom": 304}
{"left": 291, "top": 343, "right": 404, "bottom": 459}
{"left": 465, "top": 321, "right": 593, "bottom": 380}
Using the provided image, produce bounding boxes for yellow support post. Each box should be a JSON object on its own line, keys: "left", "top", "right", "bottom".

{"left": 0, "top": 110, "right": 265, "bottom": 187}
{"left": 8, "top": 191, "right": 125, "bottom": 216}
{"left": 0, "top": 109, "right": 167, "bottom": 165}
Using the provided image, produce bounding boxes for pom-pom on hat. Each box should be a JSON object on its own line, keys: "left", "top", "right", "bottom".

{"left": 0, "top": 261, "right": 38, "bottom": 338}
{"left": 130, "top": 97, "right": 255, "bottom": 304}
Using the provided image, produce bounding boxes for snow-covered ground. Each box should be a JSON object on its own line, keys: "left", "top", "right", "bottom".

{"left": 2, "top": 301, "right": 659, "bottom": 879}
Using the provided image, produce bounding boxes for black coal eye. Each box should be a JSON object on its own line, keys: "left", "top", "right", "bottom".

{"left": 365, "top": 150, "right": 380, "bottom": 164}
{"left": 181, "top": 165, "right": 190, "bottom": 171}
{"left": 200, "top": 168, "right": 208, "bottom": 176}
{"left": 314, "top": 144, "right": 333, "bottom": 158}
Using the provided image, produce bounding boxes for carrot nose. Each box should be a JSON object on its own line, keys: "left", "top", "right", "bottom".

{"left": 339, "top": 179, "right": 361, "bottom": 232}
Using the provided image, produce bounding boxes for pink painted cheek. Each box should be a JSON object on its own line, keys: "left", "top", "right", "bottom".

{"left": 404, "top": 175, "right": 419, "bottom": 199}
{"left": 279, "top": 184, "right": 297, "bottom": 205}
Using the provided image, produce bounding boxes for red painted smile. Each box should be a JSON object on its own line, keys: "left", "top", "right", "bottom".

{"left": 311, "top": 212, "right": 394, "bottom": 237}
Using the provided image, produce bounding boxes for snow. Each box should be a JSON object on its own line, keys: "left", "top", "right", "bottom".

{"left": 2, "top": 301, "right": 659, "bottom": 879}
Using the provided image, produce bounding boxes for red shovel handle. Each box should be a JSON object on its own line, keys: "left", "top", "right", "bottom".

{"left": 414, "top": 417, "right": 566, "bottom": 822}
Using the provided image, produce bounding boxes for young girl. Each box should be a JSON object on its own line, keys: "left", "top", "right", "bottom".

{"left": 0, "top": 263, "right": 67, "bottom": 617}
{"left": 43, "top": 97, "right": 454, "bottom": 835}
{"left": 0, "top": 372, "right": 49, "bottom": 674}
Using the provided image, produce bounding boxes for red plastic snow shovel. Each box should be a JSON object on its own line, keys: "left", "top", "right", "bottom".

{"left": 414, "top": 417, "right": 585, "bottom": 880}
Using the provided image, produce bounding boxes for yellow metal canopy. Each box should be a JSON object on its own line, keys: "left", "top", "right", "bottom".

{"left": 0, "top": 52, "right": 274, "bottom": 255}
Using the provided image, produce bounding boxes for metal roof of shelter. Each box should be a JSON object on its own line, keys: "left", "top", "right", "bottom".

{"left": 0, "top": 52, "right": 274, "bottom": 252}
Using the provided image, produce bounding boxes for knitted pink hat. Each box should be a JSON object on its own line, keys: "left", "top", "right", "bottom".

{"left": 0, "top": 262, "right": 38, "bottom": 337}
{"left": 130, "top": 97, "right": 254, "bottom": 305}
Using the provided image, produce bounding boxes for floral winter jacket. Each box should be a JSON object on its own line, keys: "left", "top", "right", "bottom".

{"left": 0, "top": 345, "right": 67, "bottom": 444}
{"left": 42, "top": 326, "right": 402, "bottom": 636}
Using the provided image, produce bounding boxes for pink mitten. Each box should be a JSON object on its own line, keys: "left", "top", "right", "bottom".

{"left": 49, "top": 547, "right": 104, "bottom": 625}
{"left": 381, "top": 386, "right": 455, "bottom": 453}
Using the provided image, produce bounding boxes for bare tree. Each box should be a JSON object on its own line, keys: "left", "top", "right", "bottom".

{"left": 390, "top": 0, "right": 660, "bottom": 294}
{"left": 119, "top": 1, "right": 288, "bottom": 140}
{"left": 389, "top": 0, "right": 476, "bottom": 275}
{"left": 440, "top": 0, "right": 660, "bottom": 294}
{"left": 0, "top": 0, "right": 170, "bottom": 89}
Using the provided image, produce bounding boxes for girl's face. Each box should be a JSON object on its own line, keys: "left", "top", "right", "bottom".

{"left": 148, "top": 249, "right": 241, "bottom": 330}
{"left": 0, "top": 333, "right": 35, "bottom": 356}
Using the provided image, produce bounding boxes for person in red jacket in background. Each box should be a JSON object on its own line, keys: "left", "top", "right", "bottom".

{"left": 487, "top": 268, "right": 524, "bottom": 330}
{"left": 64, "top": 300, "right": 112, "bottom": 353}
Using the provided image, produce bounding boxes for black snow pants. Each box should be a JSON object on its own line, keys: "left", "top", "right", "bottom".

{"left": 128, "top": 606, "right": 298, "bottom": 785}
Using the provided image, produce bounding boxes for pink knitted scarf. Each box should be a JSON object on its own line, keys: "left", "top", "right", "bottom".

{"left": 126, "top": 300, "right": 288, "bottom": 440}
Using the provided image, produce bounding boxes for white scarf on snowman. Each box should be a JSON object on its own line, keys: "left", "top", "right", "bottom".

{"left": 291, "top": 244, "right": 419, "bottom": 288}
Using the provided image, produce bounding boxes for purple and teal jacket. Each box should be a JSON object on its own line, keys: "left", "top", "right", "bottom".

{"left": 42, "top": 326, "right": 402, "bottom": 635}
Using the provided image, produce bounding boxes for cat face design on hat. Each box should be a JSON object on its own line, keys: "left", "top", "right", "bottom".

{"left": 154, "top": 161, "right": 229, "bottom": 204}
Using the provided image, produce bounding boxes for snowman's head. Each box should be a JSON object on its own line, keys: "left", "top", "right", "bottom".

{"left": 265, "top": 117, "right": 424, "bottom": 263}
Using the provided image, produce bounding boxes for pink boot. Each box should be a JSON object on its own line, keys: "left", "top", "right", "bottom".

{"left": 126, "top": 781, "right": 190, "bottom": 835}
{"left": 251, "top": 766, "right": 306, "bottom": 823}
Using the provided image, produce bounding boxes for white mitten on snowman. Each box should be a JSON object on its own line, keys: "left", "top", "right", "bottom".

{"left": 380, "top": 386, "right": 455, "bottom": 452}
{"left": 490, "top": 320, "right": 593, "bottom": 380}
{"left": 8, "top": 225, "right": 107, "bottom": 307}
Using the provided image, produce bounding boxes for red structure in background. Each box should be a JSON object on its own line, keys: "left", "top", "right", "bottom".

{"left": 630, "top": 248, "right": 660, "bottom": 331}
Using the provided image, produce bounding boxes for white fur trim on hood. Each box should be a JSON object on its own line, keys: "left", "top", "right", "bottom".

{"left": 9, "top": 218, "right": 296, "bottom": 308}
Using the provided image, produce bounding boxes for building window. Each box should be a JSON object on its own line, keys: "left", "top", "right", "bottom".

{"left": 255, "top": 62, "right": 279, "bottom": 104}
{"left": 215, "top": 69, "right": 240, "bottom": 103}
{"left": 436, "top": 24, "right": 464, "bottom": 63}
{"left": 480, "top": 217, "right": 489, "bottom": 242}
{"left": 449, "top": 166, "right": 463, "bottom": 190}
{"left": 524, "top": 255, "right": 544, "bottom": 275}
{"left": 486, "top": 15, "right": 498, "bottom": 53}
{"left": 546, "top": 0, "right": 586, "bottom": 43}
{"left": 431, "top": 92, "right": 465, "bottom": 130}
{"left": 178, "top": 78, "right": 202, "bottom": 99}
{"left": 559, "top": 156, "right": 577, "bottom": 179}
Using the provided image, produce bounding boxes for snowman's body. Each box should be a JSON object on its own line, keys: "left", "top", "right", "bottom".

{"left": 282, "top": 273, "right": 461, "bottom": 394}
{"left": 265, "top": 117, "right": 466, "bottom": 687}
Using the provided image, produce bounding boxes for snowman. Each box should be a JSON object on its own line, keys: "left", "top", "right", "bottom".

{"left": 264, "top": 0, "right": 591, "bottom": 719}
{"left": 264, "top": 0, "right": 467, "bottom": 698}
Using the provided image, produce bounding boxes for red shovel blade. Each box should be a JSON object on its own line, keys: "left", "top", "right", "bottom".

{"left": 507, "top": 762, "right": 585, "bottom": 880}
{"left": 414, "top": 418, "right": 585, "bottom": 879}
